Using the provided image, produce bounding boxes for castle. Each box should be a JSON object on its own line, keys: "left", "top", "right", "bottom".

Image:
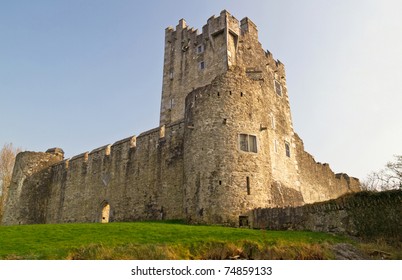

{"left": 2, "top": 11, "right": 360, "bottom": 227}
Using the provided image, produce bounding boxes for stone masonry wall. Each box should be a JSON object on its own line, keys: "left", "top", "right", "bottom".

{"left": 2, "top": 151, "right": 63, "bottom": 225}
{"left": 252, "top": 190, "right": 401, "bottom": 240}
{"left": 294, "top": 134, "right": 360, "bottom": 203}
{"left": 2, "top": 122, "right": 185, "bottom": 225}
{"left": 183, "top": 66, "right": 305, "bottom": 226}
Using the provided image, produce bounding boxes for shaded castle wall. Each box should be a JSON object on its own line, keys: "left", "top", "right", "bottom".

{"left": 252, "top": 191, "right": 402, "bottom": 240}
{"left": 2, "top": 152, "right": 63, "bottom": 225}
{"left": 294, "top": 134, "right": 360, "bottom": 203}
{"left": 2, "top": 122, "right": 185, "bottom": 225}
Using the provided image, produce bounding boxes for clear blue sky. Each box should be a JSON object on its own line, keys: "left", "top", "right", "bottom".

{"left": 1, "top": 0, "right": 401, "bottom": 180}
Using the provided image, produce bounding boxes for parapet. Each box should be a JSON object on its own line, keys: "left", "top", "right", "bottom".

{"left": 165, "top": 10, "right": 259, "bottom": 46}
{"left": 70, "top": 152, "right": 89, "bottom": 162}
{"left": 112, "top": 136, "right": 136, "bottom": 148}
{"left": 89, "top": 144, "right": 111, "bottom": 156}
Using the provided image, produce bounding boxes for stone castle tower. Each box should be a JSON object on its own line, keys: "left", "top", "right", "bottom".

{"left": 2, "top": 11, "right": 360, "bottom": 226}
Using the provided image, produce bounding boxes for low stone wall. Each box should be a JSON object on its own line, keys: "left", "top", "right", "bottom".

{"left": 252, "top": 190, "right": 402, "bottom": 240}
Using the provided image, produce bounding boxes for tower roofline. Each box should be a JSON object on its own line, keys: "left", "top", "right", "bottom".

{"left": 165, "top": 10, "right": 258, "bottom": 38}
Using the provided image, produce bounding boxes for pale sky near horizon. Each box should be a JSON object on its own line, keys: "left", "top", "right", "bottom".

{"left": 1, "top": 0, "right": 401, "bottom": 181}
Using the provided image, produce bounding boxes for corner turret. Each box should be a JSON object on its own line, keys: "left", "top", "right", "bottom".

{"left": 1, "top": 150, "right": 63, "bottom": 225}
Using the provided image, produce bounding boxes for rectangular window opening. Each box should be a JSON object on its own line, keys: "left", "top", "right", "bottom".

{"left": 274, "top": 80, "right": 282, "bottom": 96}
{"left": 285, "top": 141, "right": 291, "bottom": 157}
{"left": 199, "top": 61, "right": 205, "bottom": 70}
{"left": 271, "top": 114, "right": 276, "bottom": 129}
{"left": 197, "top": 44, "right": 204, "bottom": 54}
{"left": 239, "top": 134, "right": 257, "bottom": 153}
{"left": 246, "top": 176, "right": 250, "bottom": 195}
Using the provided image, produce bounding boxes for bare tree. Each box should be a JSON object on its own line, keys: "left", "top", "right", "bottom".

{"left": 362, "top": 155, "right": 402, "bottom": 191}
{"left": 0, "top": 143, "right": 22, "bottom": 219}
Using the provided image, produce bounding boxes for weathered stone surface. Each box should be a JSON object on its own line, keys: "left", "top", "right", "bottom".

{"left": 2, "top": 151, "right": 63, "bottom": 225}
{"left": 2, "top": 11, "right": 360, "bottom": 226}
{"left": 46, "top": 147, "right": 64, "bottom": 157}
{"left": 252, "top": 191, "right": 402, "bottom": 239}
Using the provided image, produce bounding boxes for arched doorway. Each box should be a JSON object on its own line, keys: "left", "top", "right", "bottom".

{"left": 101, "top": 203, "right": 110, "bottom": 223}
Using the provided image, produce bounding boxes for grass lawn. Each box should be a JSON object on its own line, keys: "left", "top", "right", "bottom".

{"left": 0, "top": 221, "right": 355, "bottom": 260}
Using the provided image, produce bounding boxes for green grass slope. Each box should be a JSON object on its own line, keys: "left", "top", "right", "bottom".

{"left": 0, "top": 221, "right": 387, "bottom": 260}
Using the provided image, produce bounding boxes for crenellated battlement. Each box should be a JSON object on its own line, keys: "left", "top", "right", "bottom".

{"left": 165, "top": 10, "right": 259, "bottom": 44}
{"left": 41, "top": 121, "right": 184, "bottom": 175}
{"left": 70, "top": 151, "right": 89, "bottom": 163}
{"left": 166, "top": 11, "right": 234, "bottom": 41}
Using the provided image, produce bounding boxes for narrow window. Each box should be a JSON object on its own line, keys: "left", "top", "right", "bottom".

{"left": 274, "top": 80, "right": 282, "bottom": 96}
{"left": 239, "top": 134, "right": 257, "bottom": 153}
{"left": 271, "top": 114, "right": 276, "bottom": 129}
{"left": 246, "top": 176, "right": 250, "bottom": 195}
{"left": 199, "top": 61, "right": 205, "bottom": 70}
{"left": 197, "top": 44, "right": 204, "bottom": 54}
{"left": 285, "top": 141, "right": 290, "bottom": 157}
{"left": 169, "top": 98, "right": 174, "bottom": 109}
